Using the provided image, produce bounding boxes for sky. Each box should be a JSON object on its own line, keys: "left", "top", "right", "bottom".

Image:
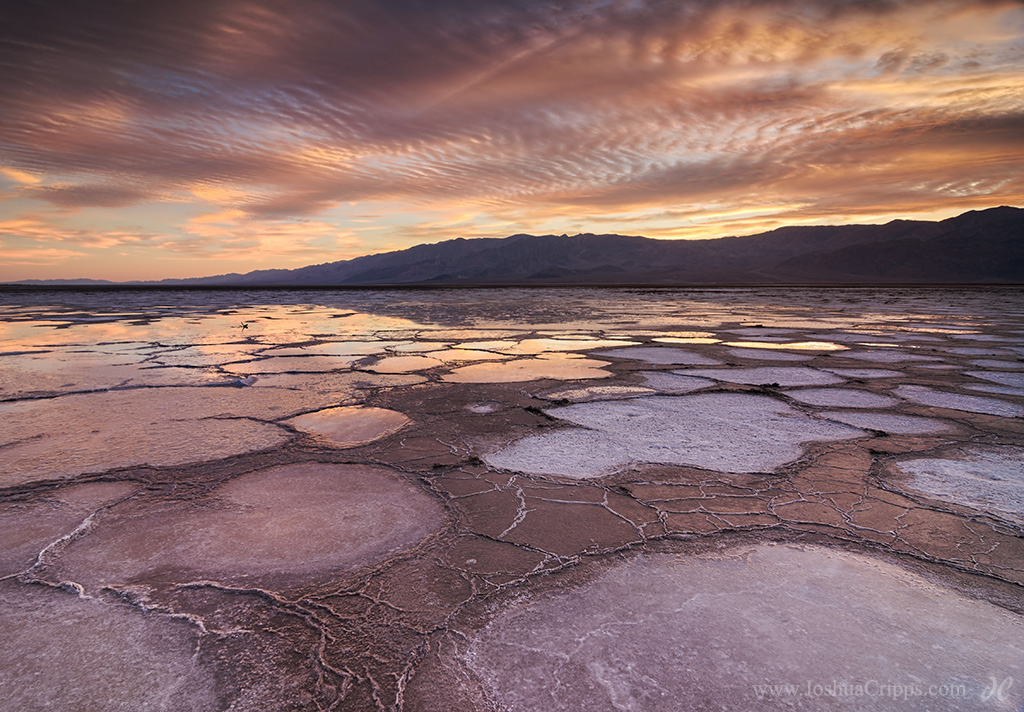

{"left": 1, "top": 0, "right": 1022, "bottom": 281}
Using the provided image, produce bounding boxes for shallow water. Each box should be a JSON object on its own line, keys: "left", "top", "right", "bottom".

{"left": 2, "top": 286, "right": 1023, "bottom": 711}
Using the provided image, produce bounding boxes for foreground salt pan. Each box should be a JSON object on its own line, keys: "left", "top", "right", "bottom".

{"left": 894, "top": 385, "right": 1024, "bottom": 417}
{"left": 0, "top": 581, "right": 219, "bottom": 710}
{"left": 485, "top": 394, "right": 864, "bottom": 476}
{"left": 893, "top": 446, "right": 1024, "bottom": 525}
{"left": 0, "top": 385, "right": 348, "bottom": 484}
{"left": 464, "top": 545, "right": 1024, "bottom": 711}
{"left": 53, "top": 463, "right": 443, "bottom": 589}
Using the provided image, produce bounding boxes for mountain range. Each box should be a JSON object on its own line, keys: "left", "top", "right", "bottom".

{"left": 11, "top": 206, "right": 1024, "bottom": 286}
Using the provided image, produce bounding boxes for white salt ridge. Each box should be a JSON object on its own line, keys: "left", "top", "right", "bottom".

{"left": 818, "top": 411, "right": 952, "bottom": 434}
{"left": 786, "top": 388, "right": 898, "bottom": 408}
{"left": 456, "top": 338, "right": 635, "bottom": 354}
{"left": 969, "top": 359, "right": 1024, "bottom": 369}
{"left": 726, "top": 340, "right": 846, "bottom": 351}
{"left": 428, "top": 329, "right": 525, "bottom": 340}
{"left": 538, "top": 385, "right": 655, "bottom": 402}
{"left": 485, "top": 429, "right": 630, "bottom": 478}
{"left": 0, "top": 482, "right": 137, "bottom": 577}
{"left": 424, "top": 349, "right": 512, "bottom": 362}
{"left": 222, "top": 355, "right": 358, "bottom": 373}
{"left": 285, "top": 406, "right": 409, "bottom": 447}
{"left": 651, "top": 336, "right": 719, "bottom": 344}
{"left": 725, "top": 347, "right": 812, "bottom": 361}
{"left": 266, "top": 341, "right": 398, "bottom": 357}
{"left": 724, "top": 336, "right": 791, "bottom": 342}
{"left": 594, "top": 347, "right": 721, "bottom": 366}
{"left": 894, "top": 446, "right": 1024, "bottom": 525}
{"left": 467, "top": 403, "right": 502, "bottom": 414}
{"left": 823, "top": 367, "right": 903, "bottom": 379}
{"left": 965, "top": 383, "right": 1024, "bottom": 397}
{"left": 894, "top": 385, "right": 1024, "bottom": 418}
{"left": 485, "top": 394, "right": 864, "bottom": 477}
{"left": 947, "top": 347, "right": 1012, "bottom": 356}
{"left": 727, "top": 327, "right": 800, "bottom": 335}
{"left": 678, "top": 366, "right": 843, "bottom": 387}
{"left": 249, "top": 371, "right": 424, "bottom": 393}
{"left": 464, "top": 544, "right": 1024, "bottom": 712}
{"left": 842, "top": 350, "right": 945, "bottom": 363}
{"left": 808, "top": 332, "right": 888, "bottom": 343}
{"left": 639, "top": 372, "right": 717, "bottom": 394}
{"left": 390, "top": 341, "right": 453, "bottom": 352}
{"left": 147, "top": 343, "right": 262, "bottom": 366}
{"left": 0, "top": 581, "right": 220, "bottom": 711}
{"left": 0, "top": 353, "right": 230, "bottom": 398}
{"left": 966, "top": 371, "right": 1024, "bottom": 388}
{"left": 54, "top": 463, "right": 443, "bottom": 588}
{"left": 954, "top": 333, "right": 1011, "bottom": 341}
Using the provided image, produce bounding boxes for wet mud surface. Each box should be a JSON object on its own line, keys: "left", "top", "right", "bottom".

{"left": 1, "top": 286, "right": 1023, "bottom": 710}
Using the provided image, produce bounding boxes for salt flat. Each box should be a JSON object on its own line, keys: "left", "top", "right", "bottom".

{"left": 1, "top": 286, "right": 1022, "bottom": 711}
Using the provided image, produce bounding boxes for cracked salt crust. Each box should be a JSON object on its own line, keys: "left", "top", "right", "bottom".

{"left": 725, "top": 347, "right": 812, "bottom": 361}
{"left": 679, "top": 366, "right": 843, "bottom": 387}
{"left": 423, "top": 348, "right": 512, "bottom": 362}
{"left": 454, "top": 338, "right": 635, "bottom": 354}
{"left": 948, "top": 347, "right": 1013, "bottom": 356}
{"left": 639, "top": 372, "right": 717, "bottom": 393}
{"left": 817, "top": 410, "right": 952, "bottom": 434}
{"left": 264, "top": 340, "right": 398, "bottom": 357}
{"left": 970, "top": 359, "right": 1024, "bottom": 369}
{"left": 0, "top": 481, "right": 137, "bottom": 577}
{"left": 0, "top": 581, "right": 220, "bottom": 711}
{"left": 485, "top": 394, "right": 864, "bottom": 476}
{"left": 651, "top": 336, "right": 719, "bottom": 344}
{"left": 727, "top": 340, "right": 847, "bottom": 351}
{"left": 893, "top": 446, "right": 1024, "bottom": 525}
{"left": 536, "top": 385, "right": 655, "bottom": 402}
{"left": 390, "top": 341, "right": 454, "bottom": 353}
{"left": 464, "top": 544, "right": 1024, "bottom": 712}
{"left": 894, "top": 385, "right": 1024, "bottom": 417}
{"left": 786, "top": 388, "right": 898, "bottom": 408}
{"left": 52, "top": 463, "right": 444, "bottom": 588}
{"left": 822, "top": 367, "right": 903, "bottom": 378}
{"left": 967, "top": 371, "right": 1024, "bottom": 388}
{"left": 222, "top": 355, "right": 358, "bottom": 373}
{"left": 841, "top": 350, "right": 945, "bottom": 363}
{"left": 4, "top": 289, "right": 1024, "bottom": 711}
{"left": 595, "top": 346, "right": 721, "bottom": 365}
{"left": 0, "top": 352, "right": 231, "bottom": 398}
{"left": 966, "top": 383, "right": 1024, "bottom": 397}
{"left": 0, "top": 384, "right": 352, "bottom": 484}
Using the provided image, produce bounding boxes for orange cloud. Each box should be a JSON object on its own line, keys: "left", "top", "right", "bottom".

{"left": 1, "top": 168, "right": 41, "bottom": 185}
{"left": 0, "top": 0, "right": 1021, "bottom": 277}
{"left": 0, "top": 247, "right": 87, "bottom": 265}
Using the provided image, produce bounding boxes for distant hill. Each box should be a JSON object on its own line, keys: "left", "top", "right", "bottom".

{"left": 11, "top": 206, "right": 1024, "bottom": 286}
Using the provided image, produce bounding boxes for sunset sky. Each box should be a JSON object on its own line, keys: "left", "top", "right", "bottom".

{"left": 1, "top": 0, "right": 1022, "bottom": 281}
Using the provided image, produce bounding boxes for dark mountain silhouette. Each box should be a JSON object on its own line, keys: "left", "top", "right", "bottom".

{"left": 11, "top": 206, "right": 1024, "bottom": 286}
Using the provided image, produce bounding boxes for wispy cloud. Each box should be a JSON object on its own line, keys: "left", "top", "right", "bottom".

{"left": 0, "top": 0, "right": 1021, "bottom": 278}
